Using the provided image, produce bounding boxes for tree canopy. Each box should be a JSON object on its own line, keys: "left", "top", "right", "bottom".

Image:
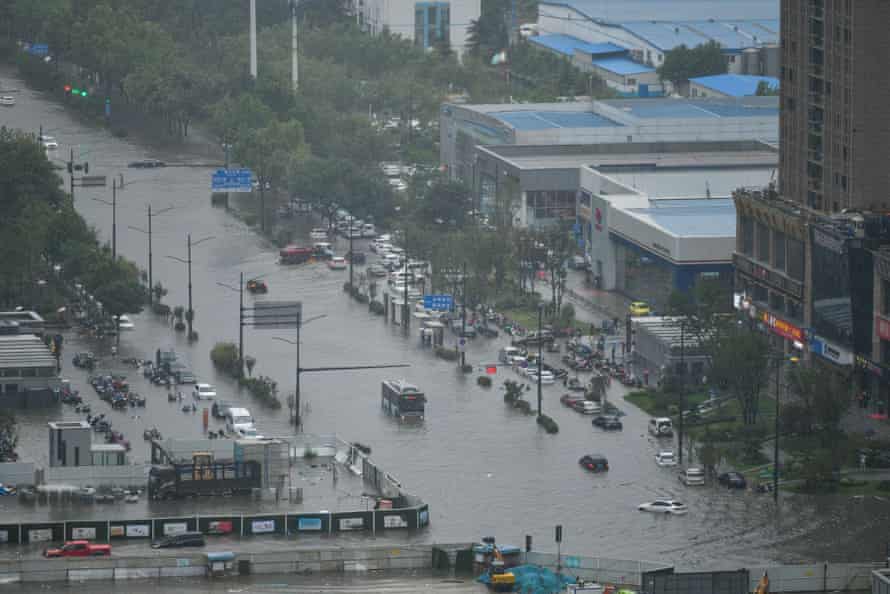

{"left": 657, "top": 41, "right": 727, "bottom": 86}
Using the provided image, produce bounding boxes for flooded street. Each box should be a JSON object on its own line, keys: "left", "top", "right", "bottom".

{"left": 1, "top": 66, "right": 888, "bottom": 568}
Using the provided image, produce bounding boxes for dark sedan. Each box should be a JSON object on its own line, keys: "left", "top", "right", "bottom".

{"left": 592, "top": 415, "right": 622, "bottom": 430}
{"left": 718, "top": 471, "right": 747, "bottom": 489}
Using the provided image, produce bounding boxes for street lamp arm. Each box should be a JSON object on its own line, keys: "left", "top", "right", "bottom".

{"left": 151, "top": 205, "right": 176, "bottom": 216}
{"left": 92, "top": 197, "right": 113, "bottom": 206}
{"left": 128, "top": 225, "right": 148, "bottom": 234}
{"left": 272, "top": 337, "right": 298, "bottom": 346}
{"left": 216, "top": 282, "right": 239, "bottom": 293}
{"left": 166, "top": 255, "right": 189, "bottom": 264}
{"left": 191, "top": 235, "right": 216, "bottom": 247}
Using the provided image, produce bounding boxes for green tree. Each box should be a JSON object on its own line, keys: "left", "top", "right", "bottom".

{"left": 657, "top": 41, "right": 727, "bottom": 87}
{"left": 708, "top": 325, "right": 771, "bottom": 425}
{"left": 418, "top": 180, "right": 473, "bottom": 227}
{"left": 756, "top": 80, "right": 779, "bottom": 96}
{"left": 787, "top": 365, "right": 853, "bottom": 445}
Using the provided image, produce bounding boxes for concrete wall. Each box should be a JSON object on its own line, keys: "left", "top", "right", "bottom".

{"left": 44, "top": 464, "right": 148, "bottom": 488}
{"left": 0, "top": 462, "right": 34, "bottom": 486}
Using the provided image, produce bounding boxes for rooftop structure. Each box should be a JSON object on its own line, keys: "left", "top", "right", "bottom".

{"left": 0, "top": 334, "right": 56, "bottom": 371}
{"left": 441, "top": 97, "right": 779, "bottom": 181}
{"left": 690, "top": 74, "right": 779, "bottom": 98}
{"left": 537, "top": 0, "right": 779, "bottom": 73}
{"left": 528, "top": 34, "right": 625, "bottom": 57}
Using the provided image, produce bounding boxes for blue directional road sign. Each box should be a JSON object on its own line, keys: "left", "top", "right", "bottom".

{"left": 424, "top": 294, "right": 453, "bottom": 311}
{"left": 211, "top": 168, "right": 254, "bottom": 192}
{"left": 27, "top": 43, "right": 49, "bottom": 57}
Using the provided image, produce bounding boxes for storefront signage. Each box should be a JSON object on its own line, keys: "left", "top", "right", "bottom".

{"left": 251, "top": 520, "right": 275, "bottom": 534}
{"left": 877, "top": 316, "right": 890, "bottom": 341}
{"left": 383, "top": 515, "right": 409, "bottom": 529}
{"left": 163, "top": 523, "right": 188, "bottom": 536}
{"left": 28, "top": 529, "right": 53, "bottom": 543}
{"left": 297, "top": 517, "right": 322, "bottom": 531}
{"left": 110, "top": 526, "right": 125, "bottom": 538}
{"left": 338, "top": 517, "right": 365, "bottom": 531}
{"left": 759, "top": 311, "right": 804, "bottom": 342}
{"left": 810, "top": 336, "right": 853, "bottom": 365}
{"left": 71, "top": 527, "right": 96, "bottom": 540}
{"left": 813, "top": 228, "right": 844, "bottom": 254}
{"left": 126, "top": 525, "right": 150, "bottom": 538}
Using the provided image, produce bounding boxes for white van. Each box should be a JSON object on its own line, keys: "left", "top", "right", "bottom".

{"left": 679, "top": 467, "right": 706, "bottom": 486}
{"left": 499, "top": 346, "right": 524, "bottom": 364}
{"left": 225, "top": 407, "right": 255, "bottom": 435}
{"left": 649, "top": 417, "right": 674, "bottom": 437}
{"left": 389, "top": 271, "right": 415, "bottom": 285}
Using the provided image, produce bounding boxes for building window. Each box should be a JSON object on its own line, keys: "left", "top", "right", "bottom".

{"left": 787, "top": 238, "right": 805, "bottom": 281}
{"left": 577, "top": 191, "right": 591, "bottom": 209}
{"left": 21, "top": 368, "right": 36, "bottom": 378}
{"left": 883, "top": 279, "right": 890, "bottom": 316}
{"left": 787, "top": 299, "right": 802, "bottom": 322}
{"left": 770, "top": 292, "right": 785, "bottom": 313}
{"left": 414, "top": 2, "right": 450, "bottom": 49}
{"left": 740, "top": 216, "right": 754, "bottom": 255}
{"left": 755, "top": 222, "right": 770, "bottom": 262}
{"left": 773, "top": 230, "right": 786, "bottom": 270}
{"left": 526, "top": 190, "right": 576, "bottom": 222}
{"left": 753, "top": 284, "right": 768, "bottom": 304}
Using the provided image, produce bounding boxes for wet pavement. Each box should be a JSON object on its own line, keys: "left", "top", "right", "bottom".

{"left": 2, "top": 66, "right": 890, "bottom": 569}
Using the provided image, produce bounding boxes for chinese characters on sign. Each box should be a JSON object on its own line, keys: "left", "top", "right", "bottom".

{"left": 423, "top": 295, "right": 453, "bottom": 311}
{"left": 759, "top": 311, "right": 803, "bottom": 343}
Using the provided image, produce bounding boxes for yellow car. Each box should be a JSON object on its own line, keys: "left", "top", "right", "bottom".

{"left": 628, "top": 301, "right": 651, "bottom": 316}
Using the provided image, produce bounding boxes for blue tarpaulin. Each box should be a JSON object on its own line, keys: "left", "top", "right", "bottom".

{"left": 478, "top": 564, "right": 575, "bottom": 594}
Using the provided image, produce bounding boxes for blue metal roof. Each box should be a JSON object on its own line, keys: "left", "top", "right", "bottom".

{"left": 539, "top": 0, "right": 779, "bottom": 24}
{"left": 682, "top": 21, "right": 757, "bottom": 51}
{"left": 591, "top": 56, "right": 655, "bottom": 75}
{"left": 627, "top": 199, "right": 736, "bottom": 237}
{"left": 490, "top": 110, "right": 623, "bottom": 130}
{"left": 687, "top": 100, "right": 779, "bottom": 118}
{"left": 610, "top": 99, "right": 778, "bottom": 119}
{"left": 620, "top": 21, "right": 707, "bottom": 51}
{"left": 691, "top": 74, "right": 779, "bottom": 97}
{"left": 528, "top": 34, "right": 626, "bottom": 57}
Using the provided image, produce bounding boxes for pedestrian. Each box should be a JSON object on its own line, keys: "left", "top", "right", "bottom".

{"left": 860, "top": 452, "right": 867, "bottom": 470}
{"left": 643, "top": 369, "right": 649, "bottom": 386}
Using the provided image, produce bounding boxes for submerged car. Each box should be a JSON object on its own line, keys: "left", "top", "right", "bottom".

{"left": 654, "top": 451, "right": 677, "bottom": 467}
{"left": 638, "top": 500, "right": 687, "bottom": 515}
{"left": 718, "top": 471, "right": 747, "bottom": 489}
{"left": 628, "top": 301, "right": 651, "bottom": 316}
{"left": 579, "top": 454, "right": 609, "bottom": 473}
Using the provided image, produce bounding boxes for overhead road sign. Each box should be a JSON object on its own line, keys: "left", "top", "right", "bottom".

{"left": 423, "top": 295, "right": 454, "bottom": 311}
{"left": 211, "top": 168, "right": 254, "bottom": 192}
{"left": 246, "top": 301, "right": 302, "bottom": 329}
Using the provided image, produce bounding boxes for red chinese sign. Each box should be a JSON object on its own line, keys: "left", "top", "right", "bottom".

{"left": 876, "top": 316, "right": 890, "bottom": 341}
{"left": 759, "top": 311, "right": 804, "bottom": 343}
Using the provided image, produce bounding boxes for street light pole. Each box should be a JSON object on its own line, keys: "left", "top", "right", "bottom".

{"left": 537, "top": 303, "right": 544, "bottom": 417}
{"left": 774, "top": 358, "right": 781, "bottom": 503}
{"left": 460, "top": 262, "right": 467, "bottom": 367}
{"left": 239, "top": 272, "right": 244, "bottom": 375}
{"left": 678, "top": 321, "right": 685, "bottom": 465}
{"left": 349, "top": 216, "right": 355, "bottom": 290}
{"left": 130, "top": 204, "right": 173, "bottom": 307}
{"left": 111, "top": 177, "right": 117, "bottom": 260}
{"left": 187, "top": 234, "right": 194, "bottom": 337}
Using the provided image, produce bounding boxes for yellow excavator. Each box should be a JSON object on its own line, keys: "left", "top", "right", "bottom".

{"left": 481, "top": 537, "right": 516, "bottom": 592}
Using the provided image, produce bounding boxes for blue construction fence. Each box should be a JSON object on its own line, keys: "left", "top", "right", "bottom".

{"left": 0, "top": 504, "right": 431, "bottom": 545}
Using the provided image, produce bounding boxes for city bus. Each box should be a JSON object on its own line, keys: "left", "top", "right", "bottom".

{"left": 381, "top": 380, "right": 426, "bottom": 421}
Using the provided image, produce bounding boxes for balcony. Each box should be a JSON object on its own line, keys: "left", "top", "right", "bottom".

{"left": 810, "top": 34, "right": 824, "bottom": 49}
{"left": 808, "top": 148, "right": 824, "bottom": 163}
{"left": 810, "top": 63, "right": 824, "bottom": 77}
{"left": 808, "top": 91, "right": 824, "bottom": 106}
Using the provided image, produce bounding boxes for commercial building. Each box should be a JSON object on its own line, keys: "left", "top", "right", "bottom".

{"left": 475, "top": 139, "right": 776, "bottom": 309}
{"left": 528, "top": 34, "right": 662, "bottom": 96}
{"left": 631, "top": 316, "right": 711, "bottom": 384}
{"left": 689, "top": 74, "right": 779, "bottom": 99}
{"left": 0, "top": 334, "right": 61, "bottom": 408}
{"left": 780, "top": 0, "right": 890, "bottom": 213}
{"left": 0, "top": 311, "right": 45, "bottom": 337}
{"left": 354, "top": 0, "right": 480, "bottom": 56}
{"left": 536, "top": 0, "right": 779, "bottom": 73}
{"left": 441, "top": 96, "right": 779, "bottom": 183}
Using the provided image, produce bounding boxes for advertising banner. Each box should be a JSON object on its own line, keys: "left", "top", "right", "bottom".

{"left": 297, "top": 517, "right": 323, "bottom": 531}
{"left": 338, "top": 517, "right": 365, "bottom": 531}
{"left": 71, "top": 527, "right": 96, "bottom": 540}
{"left": 251, "top": 520, "right": 275, "bottom": 534}
{"left": 163, "top": 523, "right": 188, "bottom": 536}
{"left": 126, "top": 525, "right": 150, "bottom": 538}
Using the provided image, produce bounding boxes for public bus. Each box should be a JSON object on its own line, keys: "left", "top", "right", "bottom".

{"left": 381, "top": 380, "right": 426, "bottom": 421}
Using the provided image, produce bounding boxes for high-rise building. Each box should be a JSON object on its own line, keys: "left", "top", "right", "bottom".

{"left": 780, "top": 0, "right": 890, "bottom": 212}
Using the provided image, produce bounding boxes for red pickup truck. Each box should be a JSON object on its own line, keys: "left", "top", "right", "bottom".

{"left": 43, "top": 540, "right": 111, "bottom": 558}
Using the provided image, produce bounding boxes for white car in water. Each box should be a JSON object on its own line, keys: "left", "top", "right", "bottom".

{"left": 654, "top": 451, "right": 677, "bottom": 467}
{"left": 193, "top": 383, "right": 217, "bottom": 400}
{"left": 638, "top": 500, "right": 687, "bottom": 515}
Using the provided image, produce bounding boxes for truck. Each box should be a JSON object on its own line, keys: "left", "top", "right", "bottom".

{"left": 148, "top": 459, "right": 261, "bottom": 499}
{"left": 44, "top": 541, "right": 112, "bottom": 558}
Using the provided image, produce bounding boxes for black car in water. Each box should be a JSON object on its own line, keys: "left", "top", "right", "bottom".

{"left": 717, "top": 471, "right": 747, "bottom": 489}
{"left": 592, "top": 415, "right": 622, "bottom": 430}
{"left": 579, "top": 454, "right": 609, "bottom": 473}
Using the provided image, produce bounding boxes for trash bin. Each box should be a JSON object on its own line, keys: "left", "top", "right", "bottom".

{"left": 238, "top": 559, "right": 251, "bottom": 576}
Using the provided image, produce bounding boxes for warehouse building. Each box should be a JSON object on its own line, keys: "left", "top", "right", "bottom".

{"left": 0, "top": 334, "right": 61, "bottom": 408}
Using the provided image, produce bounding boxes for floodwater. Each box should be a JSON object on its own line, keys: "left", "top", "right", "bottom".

{"left": 1, "top": 66, "right": 888, "bottom": 569}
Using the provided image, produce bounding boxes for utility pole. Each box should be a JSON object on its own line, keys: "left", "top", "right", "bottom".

{"left": 249, "top": 0, "right": 258, "bottom": 79}
{"left": 129, "top": 204, "right": 174, "bottom": 307}
{"left": 460, "top": 262, "right": 467, "bottom": 367}
{"left": 774, "top": 357, "right": 782, "bottom": 503}
{"left": 348, "top": 216, "right": 355, "bottom": 290}
{"left": 537, "top": 303, "right": 544, "bottom": 417}
{"left": 239, "top": 271, "right": 244, "bottom": 375}
{"left": 111, "top": 177, "right": 117, "bottom": 260}
{"left": 290, "top": 0, "right": 299, "bottom": 91}
{"left": 678, "top": 321, "right": 685, "bottom": 465}
{"left": 68, "top": 148, "right": 75, "bottom": 200}
{"left": 403, "top": 249, "right": 409, "bottom": 331}
{"left": 187, "top": 234, "right": 194, "bottom": 338}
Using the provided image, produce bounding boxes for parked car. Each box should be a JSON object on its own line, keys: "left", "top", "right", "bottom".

{"left": 574, "top": 400, "right": 601, "bottom": 415}
{"left": 595, "top": 415, "right": 622, "bottom": 430}
{"left": 717, "top": 471, "right": 747, "bottom": 489}
{"left": 128, "top": 159, "right": 166, "bottom": 168}
{"left": 212, "top": 400, "right": 233, "bottom": 419}
{"left": 193, "top": 383, "right": 217, "bottom": 400}
{"left": 570, "top": 255, "right": 587, "bottom": 270}
{"left": 560, "top": 394, "right": 586, "bottom": 408}
{"left": 654, "top": 451, "right": 677, "bottom": 467}
{"left": 628, "top": 301, "right": 651, "bottom": 316}
{"left": 44, "top": 541, "right": 111, "bottom": 558}
{"left": 579, "top": 454, "right": 609, "bottom": 473}
{"left": 679, "top": 467, "right": 706, "bottom": 486}
{"left": 638, "top": 500, "right": 687, "bottom": 515}
{"left": 151, "top": 531, "right": 205, "bottom": 549}
{"left": 246, "top": 279, "right": 268, "bottom": 294}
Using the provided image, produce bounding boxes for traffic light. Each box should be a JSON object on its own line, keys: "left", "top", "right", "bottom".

{"left": 80, "top": 90, "right": 88, "bottom": 97}
{"left": 63, "top": 84, "right": 71, "bottom": 93}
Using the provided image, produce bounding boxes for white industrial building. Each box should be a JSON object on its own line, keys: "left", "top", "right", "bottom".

{"left": 536, "top": 0, "right": 779, "bottom": 74}
{"left": 354, "top": 0, "right": 481, "bottom": 56}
